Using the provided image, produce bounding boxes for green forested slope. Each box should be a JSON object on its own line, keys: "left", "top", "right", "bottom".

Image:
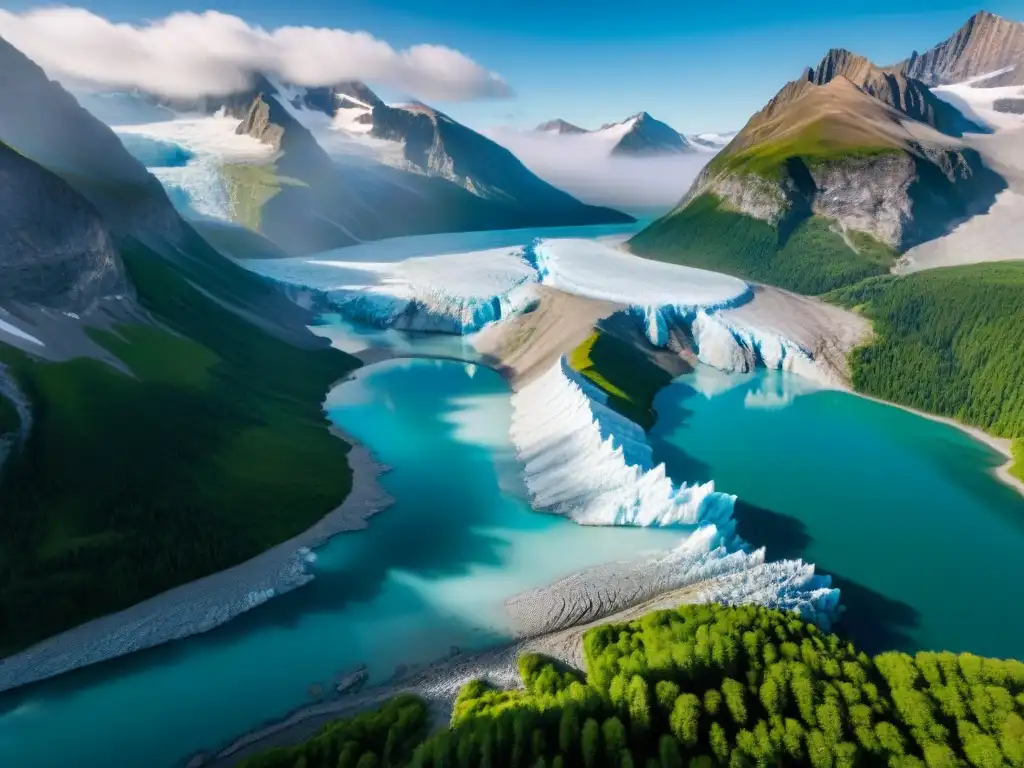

{"left": 0, "top": 241, "right": 359, "bottom": 653}
{"left": 240, "top": 604, "right": 1024, "bottom": 768}
{"left": 568, "top": 330, "right": 673, "bottom": 430}
{"left": 629, "top": 194, "right": 897, "bottom": 295}
{"left": 824, "top": 263, "right": 1024, "bottom": 480}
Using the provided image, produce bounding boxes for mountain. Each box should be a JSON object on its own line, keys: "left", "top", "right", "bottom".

{"left": 160, "top": 78, "right": 631, "bottom": 255}
{"left": 0, "top": 141, "right": 124, "bottom": 313}
{"left": 0, "top": 36, "right": 364, "bottom": 656}
{"left": 599, "top": 112, "right": 695, "bottom": 155}
{"left": 891, "top": 11, "right": 1024, "bottom": 87}
{"left": 535, "top": 119, "right": 588, "bottom": 134}
{"left": 629, "top": 66, "right": 1005, "bottom": 295}
{"left": 806, "top": 48, "right": 985, "bottom": 135}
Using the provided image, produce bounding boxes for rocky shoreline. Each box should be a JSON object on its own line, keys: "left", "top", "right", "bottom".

{"left": 0, "top": 426, "right": 393, "bottom": 694}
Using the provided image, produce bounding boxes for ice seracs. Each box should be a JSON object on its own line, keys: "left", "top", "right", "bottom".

{"left": 507, "top": 356, "right": 838, "bottom": 627}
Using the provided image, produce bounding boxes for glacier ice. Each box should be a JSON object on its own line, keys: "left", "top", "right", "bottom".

{"left": 508, "top": 356, "right": 838, "bottom": 626}
{"left": 511, "top": 358, "right": 733, "bottom": 528}
{"left": 249, "top": 244, "right": 542, "bottom": 334}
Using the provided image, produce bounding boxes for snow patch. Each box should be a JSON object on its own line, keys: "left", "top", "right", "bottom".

{"left": 932, "top": 74, "right": 1024, "bottom": 131}
{"left": 0, "top": 317, "right": 44, "bottom": 347}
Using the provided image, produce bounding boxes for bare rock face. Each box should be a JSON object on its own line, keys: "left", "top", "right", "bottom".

{"left": 994, "top": 97, "right": 1024, "bottom": 113}
{"left": 807, "top": 48, "right": 983, "bottom": 135}
{"left": 689, "top": 146, "right": 1002, "bottom": 251}
{"left": 895, "top": 11, "right": 1024, "bottom": 86}
{"left": 235, "top": 96, "right": 285, "bottom": 151}
{"left": 809, "top": 154, "right": 916, "bottom": 247}
{"left": 0, "top": 143, "right": 124, "bottom": 312}
{"left": 683, "top": 166, "right": 787, "bottom": 223}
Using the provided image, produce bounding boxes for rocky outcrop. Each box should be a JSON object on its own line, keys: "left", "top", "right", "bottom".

{"left": 994, "top": 97, "right": 1024, "bottom": 113}
{"left": 235, "top": 95, "right": 286, "bottom": 151}
{"left": 687, "top": 145, "right": 1003, "bottom": 250}
{"left": 0, "top": 142, "right": 125, "bottom": 311}
{"left": 893, "top": 11, "right": 1024, "bottom": 86}
{"left": 803, "top": 48, "right": 983, "bottom": 135}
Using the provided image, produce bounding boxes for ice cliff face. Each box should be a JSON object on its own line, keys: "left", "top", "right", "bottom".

{"left": 511, "top": 358, "right": 732, "bottom": 527}
{"left": 508, "top": 356, "right": 839, "bottom": 627}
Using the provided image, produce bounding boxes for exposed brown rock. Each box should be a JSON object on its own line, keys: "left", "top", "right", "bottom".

{"left": 892, "top": 11, "right": 1024, "bottom": 86}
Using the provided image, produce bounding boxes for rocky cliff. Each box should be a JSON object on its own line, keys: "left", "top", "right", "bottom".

{"left": 630, "top": 71, "right": 1005, "bottom": 294}
{"left": 807, "top": 48, "right": 984, "bottom": 135}
{"left": 893, "top": 11, "right": 1024, "bottom": 86}
{"left": 0, "top": 142, "right": 124, "bottom": 312}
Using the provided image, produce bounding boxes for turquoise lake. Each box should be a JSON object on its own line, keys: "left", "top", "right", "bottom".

{"left": 649, "top": 368, "right": 1024, "bottom": 659}
{"left": 0, "top": 357, "right": 681, "bottom": 768}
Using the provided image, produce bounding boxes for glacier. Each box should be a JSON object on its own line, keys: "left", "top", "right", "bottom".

{"left": 530, "top": 238, "right": 822, "bottom": 381}
{"left": 509, "top": 356, "right": 838, "bottom": 626}
{"left": 248, "top": 244, "right": 542, "bottom": 334}
{"left": 114, "top": 114, "right": 274, "bottom": 221}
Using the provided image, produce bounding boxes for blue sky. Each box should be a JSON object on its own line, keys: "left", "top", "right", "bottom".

{"left": 7, "top": 0, "right": 1024, "bottom": 132}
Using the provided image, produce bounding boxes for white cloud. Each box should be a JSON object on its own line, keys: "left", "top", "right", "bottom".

{"left": 0, "top": 7, "right": 511, "bottom": 101}
{"left": 486, "top": 128, "right": 712, "bottom": 214}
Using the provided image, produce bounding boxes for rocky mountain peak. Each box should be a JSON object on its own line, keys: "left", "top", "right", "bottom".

{"left": 893, "top": 10, "right": 1024, "bottom": 86}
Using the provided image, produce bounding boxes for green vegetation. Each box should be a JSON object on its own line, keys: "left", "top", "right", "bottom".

{"left": 0, "top": 240, "right": 359, "bottom": 653}
{"left": 568, "top": 330, "right": 672, "bottom": 430}
{"left": 221, "top": 162, "right": 306, "bottom": 232}
{"left": 708, "top": 121, "right": 901, "bottom": 181}
{"left": 241, "top": 604, "right": 1024, "bottom": 768}
{"left": 825, "top": 264, "right": 1023, "bottom": 455}
{"left": 1012, "top": 441, "right": 1024, "bottom": 484}
{"left": 630, "top": 194, "right": 897, "bottom": 295}
{"left": 240, "top": 695, "right": 430, "bottom": 768}
{"left": 0, "top": 393, "right": 19, "bottom": 436}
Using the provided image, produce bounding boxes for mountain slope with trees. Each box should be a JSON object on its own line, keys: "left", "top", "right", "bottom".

{"left": 238, "top": 603, "right": 1024, "bottom": 768}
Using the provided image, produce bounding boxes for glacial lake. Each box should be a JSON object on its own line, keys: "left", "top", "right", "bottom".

{"left": 0, "top": 357, "right": 681, "bottom": 768}
{"left": 649, "top": 368, "right": 1024, "bottom": 659}
{"left": 0, "top": 306, "right": 1020, "bottom": 767}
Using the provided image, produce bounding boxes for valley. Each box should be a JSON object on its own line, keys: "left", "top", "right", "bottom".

{"left": 0, "top": 7, "right": 1021, "bottom": 768}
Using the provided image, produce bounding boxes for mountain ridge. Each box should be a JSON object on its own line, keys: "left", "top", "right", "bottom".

{"left": 156, "top": 77, "right": 632, "bottom": 254}
{"left": 629, "top": 38, "right": 1007, "bottom": 294}
{"left": 891, "top": 10, "right": 1024, "bottom": 87}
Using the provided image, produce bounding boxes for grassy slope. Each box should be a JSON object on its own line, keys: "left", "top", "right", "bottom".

{"left": 631, "top": 194, "right": 897, "bottom": 295}
{"left": 825, "top": 263, "right": 1024, "bottom": 461}
{"left": 240, "top": 603, "right": 1024, "bottom": 768}
{"left": 567, "top": 331, "right": 672, "bottom": 431}
{"left": 707, "top": 118, "right": 901, "bottom": 181}
{"left": 0, "top": 241, "right": 359, "bottom": 654}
